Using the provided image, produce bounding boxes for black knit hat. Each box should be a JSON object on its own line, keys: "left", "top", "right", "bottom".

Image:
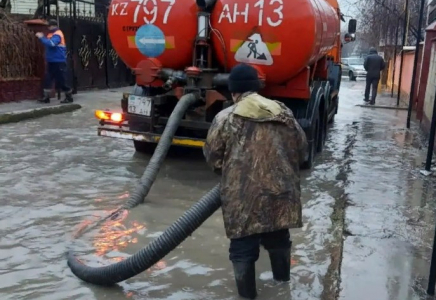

{"left": 228, "top": 63, "right": 261, "bottom": 93}
{"left": 48, "top": 19, "right": 58, "bottom": 26}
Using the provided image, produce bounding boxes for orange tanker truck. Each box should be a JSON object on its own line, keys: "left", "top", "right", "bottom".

{"left": 96, "top": 0, "right": 357, "bottom": 168}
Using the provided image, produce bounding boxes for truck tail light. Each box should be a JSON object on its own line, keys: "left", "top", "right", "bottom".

{"left": 95, "top": 110, "right": 110, "bottom": 120}
{"left": 110, "top": 113, "right": 123, "bottom": 122}
{"left": 95, "top": 110, "right": 124, "bottom": 123}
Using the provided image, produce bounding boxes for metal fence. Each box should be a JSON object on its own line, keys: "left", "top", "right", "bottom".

{"left": 45, "top": 0, "right": 133, "bottom": 92}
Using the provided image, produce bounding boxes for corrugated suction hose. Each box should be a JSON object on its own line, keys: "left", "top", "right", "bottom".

{"left": 68, "top": 92, "right": 222, "bottom": 285}
{"left": 75, "top": 93, "right": 200, "bottom": 238}
{"left": 68, "top": 184, "right": 221, "bottom": 285}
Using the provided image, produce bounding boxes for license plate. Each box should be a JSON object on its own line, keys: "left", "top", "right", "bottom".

{"left": 128, "top": 95, "right": 152, "bottom": 116}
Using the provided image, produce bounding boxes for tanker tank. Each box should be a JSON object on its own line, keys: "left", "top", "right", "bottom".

{"left": 107, "top": 0, "right": 198, "bottom": 70}
{"left": 210, "top": 0, "right": 340, "bottom": 84}
{"left": 97, "top": 0, "right": 356, "bottom": 169}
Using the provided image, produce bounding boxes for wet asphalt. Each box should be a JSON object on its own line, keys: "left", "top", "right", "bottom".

{"left": 0, "top": 80, "right": 435, "bottom": 300}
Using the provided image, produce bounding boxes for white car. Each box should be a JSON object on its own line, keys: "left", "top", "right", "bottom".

{"left": 341, "top": 57, "right": 367, "bottom": 81}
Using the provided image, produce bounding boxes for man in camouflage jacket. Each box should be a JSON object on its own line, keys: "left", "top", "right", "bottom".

{"left": 203, "top": 63, "right": 307, "bottom": 299}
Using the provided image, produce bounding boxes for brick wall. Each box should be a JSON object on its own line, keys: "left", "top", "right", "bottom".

{"left": 0, "top": 79, "right": 42, "bottom": 103}
{"left": 0, "top": 19, "right": 44, "bottom": 103}
{"left": 422, "top": 42, "right": 436, "bottom": 133}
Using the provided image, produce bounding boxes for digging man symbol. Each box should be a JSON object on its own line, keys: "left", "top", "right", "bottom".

{"left": 235, "top": 34, "right": 273, "bottom": 65}
{"left": 247, "top": 40, "right": 266, "bottom": 60}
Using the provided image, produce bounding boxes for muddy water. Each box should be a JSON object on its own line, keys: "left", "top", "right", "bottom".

{"left": 337, "top": 84, "right": 436, "bottom": 300}
{"left": 0, "top": 82, "right": 431, "bottom": 300}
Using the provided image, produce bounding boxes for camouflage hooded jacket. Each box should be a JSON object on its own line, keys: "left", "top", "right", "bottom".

{"left": 203, "top": 92, "right": 308, "bottom": 239}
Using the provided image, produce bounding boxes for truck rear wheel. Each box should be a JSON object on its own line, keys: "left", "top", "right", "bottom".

{"left": 317, "top": 108, "right": 327, "bottom": 153}
{"left": 328, "top": 96, "right": 339, "bottom": 124}
{"left": 301, "top": 111, "right": 319, "bottom": 170}
{"left": 133, "top": 141, "right": 156, "bottom": 154}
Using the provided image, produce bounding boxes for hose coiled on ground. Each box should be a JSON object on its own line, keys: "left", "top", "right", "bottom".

{"left": 68, "top": 184, "right": 221, "bottom": 285}
{"left": 75, "top": 93, "right": 200, "bottom": 239}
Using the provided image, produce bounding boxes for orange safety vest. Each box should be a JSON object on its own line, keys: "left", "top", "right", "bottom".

{"left": 47, "top": 29, "right": 66, "bottom": 47}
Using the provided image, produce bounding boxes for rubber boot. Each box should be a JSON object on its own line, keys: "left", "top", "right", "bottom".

{"left": 61, "top": 91, "right": 73, "bottom": 103}
{"left": 232, "top": 262, "right": 257, "bottom": 299}
{"left": 268, "top": 248, "right": 291, "bottom": 282}
{"left": 38, "top": 91, "right": 50, "bottom": 103}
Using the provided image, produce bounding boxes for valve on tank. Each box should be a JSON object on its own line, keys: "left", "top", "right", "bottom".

{"left": 196, "top": 0, "right": 218, "bottom": 11}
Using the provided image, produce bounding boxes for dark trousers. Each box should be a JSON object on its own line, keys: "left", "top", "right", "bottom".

{"left": 229, "top": 229, "right": 291, "bottom": 263}
{"left": 43, "top": 62, "right": 70, "bottom": 93}
{"left": 364, "top": 77, "right": 380, "bottom": 102}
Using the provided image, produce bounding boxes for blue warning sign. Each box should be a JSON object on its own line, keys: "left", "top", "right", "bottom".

{"left": 135, "top": 24, "right": 166, "bottom": 58}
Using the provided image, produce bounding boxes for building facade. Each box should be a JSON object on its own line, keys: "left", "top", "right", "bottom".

{"left": 10, "top": 0, "right": 96, "bottom": 16}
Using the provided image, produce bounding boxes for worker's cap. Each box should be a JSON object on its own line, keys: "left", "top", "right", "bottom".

{"left": 48, "top": 19, "right": 58, "bottom": 26}
{"left": 369, "top": 47, "right": 377, "bottom": 54}
{"left": 228, "top": 63, "right": 261, "bottom": 94}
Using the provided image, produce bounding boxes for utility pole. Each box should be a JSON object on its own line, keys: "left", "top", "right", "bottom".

{"left": 406, "top": 0, "right": 427, "bottom": 128}
{"left": 428, "top": 222, "right": 436, "bottom": 295}
{"left": 426, "top": 90, "right": 436, "bottom": 294}
{"left": 397, "top": 0, "right": 409, "bottom": 107}
{"left": 391, "top": 17, "right": 401, "bottom": 98}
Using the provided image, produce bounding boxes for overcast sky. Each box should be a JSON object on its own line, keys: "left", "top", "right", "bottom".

{"left": 338, "top": 0, "right": 360, "bottom": 30}
{"left": 338, "top": 0, "right": 359, "bottom": 17}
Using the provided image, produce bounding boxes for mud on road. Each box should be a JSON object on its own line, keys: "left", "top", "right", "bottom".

{"left": 0, "top": 82, "right": 434, "bottom": 300}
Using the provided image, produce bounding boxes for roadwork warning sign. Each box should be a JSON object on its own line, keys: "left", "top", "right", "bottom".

{"left": 234, "top": 33, "right": 273, "bottom": 66}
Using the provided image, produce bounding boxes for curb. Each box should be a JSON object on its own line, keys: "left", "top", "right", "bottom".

{"left": 356, "top": 104, "right": 408, "bottom": 110}
{"left": 0, "top": 103, "right": 82, "bottom": 125}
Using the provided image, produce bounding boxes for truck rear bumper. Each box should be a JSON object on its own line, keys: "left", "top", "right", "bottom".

{"left": 98, "top": 127, "right": 205, "bottom": 148}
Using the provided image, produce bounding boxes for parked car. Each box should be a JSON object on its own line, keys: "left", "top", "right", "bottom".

{"left": 341, "top": 57, "right": 367, "bottom": 81}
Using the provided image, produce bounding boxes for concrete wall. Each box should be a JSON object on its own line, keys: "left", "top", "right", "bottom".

{"left": 386, "top": 52, "right": 415, "bottom": 105}
{"left": 422, "top": 42, "right": 436, "bottom": 132}
{"left": 420, "top": 40, "right": 436, "bottom": 154}
{"left": 416, "top": 24, "right": 436, "bottom": 121}
{"left": 386, "top": 45, "right": 424, "bottom": 106}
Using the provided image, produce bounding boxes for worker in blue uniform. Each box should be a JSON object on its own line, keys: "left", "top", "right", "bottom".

{"left": 35, "top": 19, "right": 73, "bottom": 104}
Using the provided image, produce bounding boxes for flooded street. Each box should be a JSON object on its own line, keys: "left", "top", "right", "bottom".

{"left": 1, "top": 81, "right": 435, "bottom": 300}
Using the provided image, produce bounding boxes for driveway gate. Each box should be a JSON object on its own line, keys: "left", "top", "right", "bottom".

{"left": 56, "top": 0, "right": 133, "bottom": 93}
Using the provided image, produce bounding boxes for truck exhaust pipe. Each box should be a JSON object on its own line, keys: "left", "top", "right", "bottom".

{"left": 212, "top": 73, "right": 230, "bottom": 87}
{"left": 213, "top": 72, "right": 265, "bottom": 89}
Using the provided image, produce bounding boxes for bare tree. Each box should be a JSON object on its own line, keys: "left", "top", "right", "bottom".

{"left": 348, "top": 0, "right": 427, "bottom": 48}
{"left": 343, "top": 0, "right": 427, "bottom": 83}
{"left": 0, "top": 0, "right": 11, "bottom": 15}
